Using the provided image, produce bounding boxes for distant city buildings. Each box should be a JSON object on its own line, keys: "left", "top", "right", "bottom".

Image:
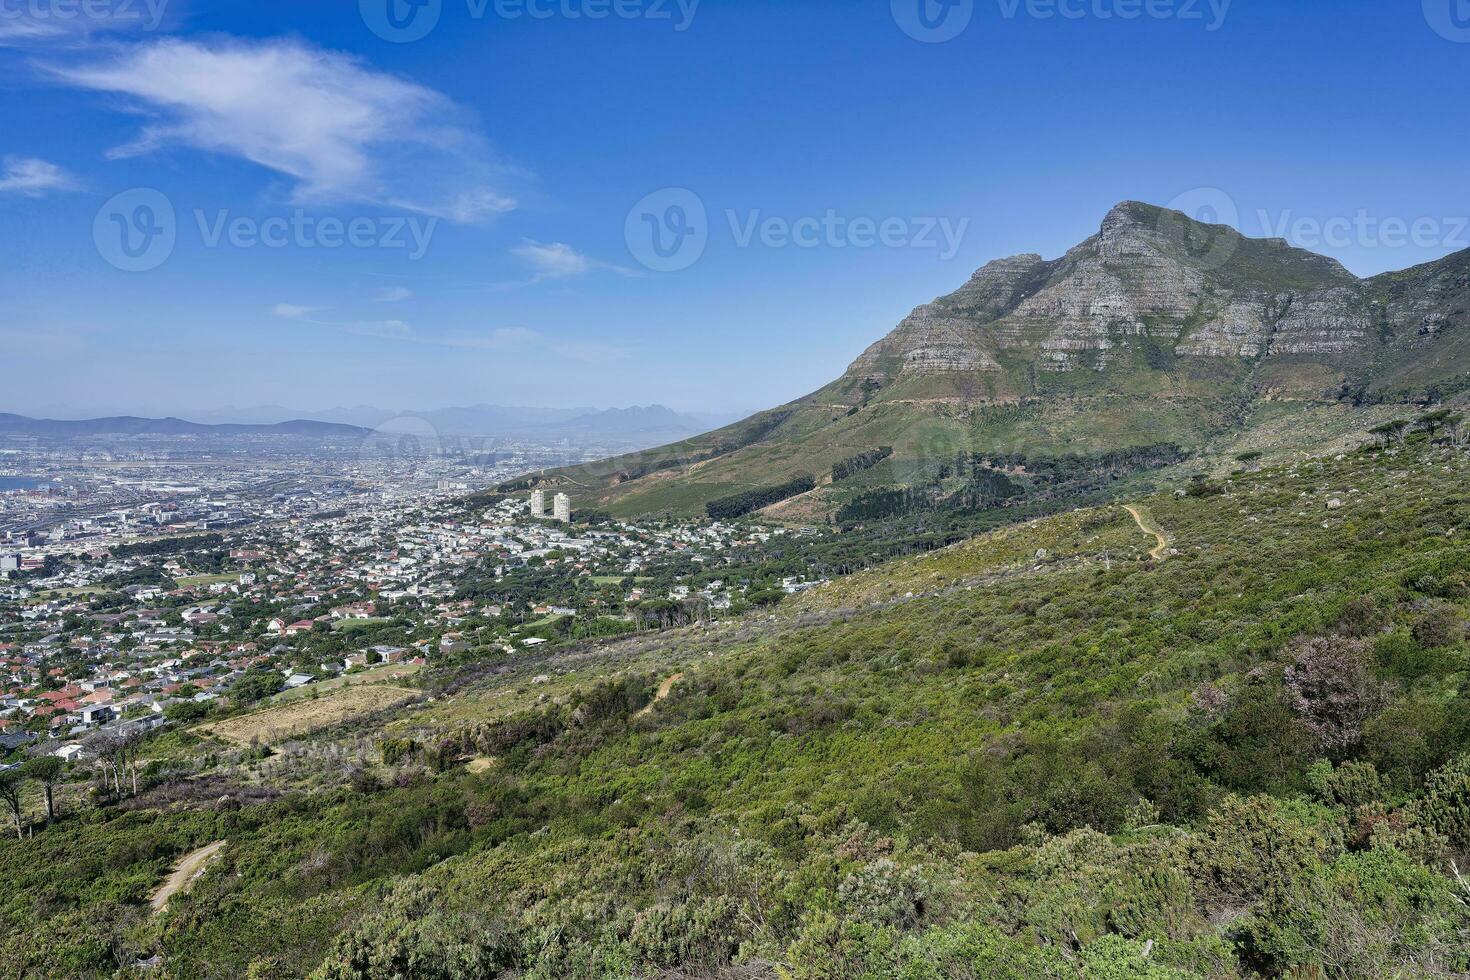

{"left": 530, "top": 489, "right": 546, "bottom": 518}
{"left": 0, "top": 457, "right": 813, "bottom": 755}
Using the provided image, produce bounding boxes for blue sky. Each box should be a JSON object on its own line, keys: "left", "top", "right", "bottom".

{"left": 1, "top": 0, "right": 1467, "bottom": 418}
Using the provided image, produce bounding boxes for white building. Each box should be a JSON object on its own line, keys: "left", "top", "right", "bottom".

{"left": 553, "top": 493, "right": 571, "bottom": 523}
{"left": 530, "top": 489, "right": 546, "bottom": 518}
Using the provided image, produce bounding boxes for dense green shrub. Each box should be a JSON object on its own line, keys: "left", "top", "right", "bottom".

{"left": 1408, "top": 755, "right": 1470, "bottom": 846}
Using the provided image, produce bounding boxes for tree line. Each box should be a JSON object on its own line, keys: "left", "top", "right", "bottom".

{"left": 705, "top": 474, "right": 816, "bottom": 520}
{"left": 831, "top": 447, "right": 893, "bottom": 483}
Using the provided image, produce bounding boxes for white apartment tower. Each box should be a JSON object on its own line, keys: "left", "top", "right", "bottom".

{"left": 530, "top": 489, "right": 546, "bottom": 518}
{"left": 553, "top": 492, "right": 572, "bottom": 523}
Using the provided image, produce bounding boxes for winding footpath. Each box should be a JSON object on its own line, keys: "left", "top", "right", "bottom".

{"left": 150, "top": 841, "right": 226, "bottom": 914}
{"left": 1123, "top": 504, "right": 1169, "bottom": 560}
{"left": 635, "top": 672, "right": 685, "bottom": 719}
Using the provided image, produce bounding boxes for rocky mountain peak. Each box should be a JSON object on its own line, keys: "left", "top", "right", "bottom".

{"left": 839, "top": 200, "right": 1466, "bottom": 393}
{"left": 1099, "top": 200, "right": 1166, "bottom": 236}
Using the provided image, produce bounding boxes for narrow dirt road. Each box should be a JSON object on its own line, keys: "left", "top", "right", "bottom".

{"left": 151, "top": 841, "right": 225, "bottom": 913}
{"left": 1123, "top": 505, "right": 1169, "bottom": 560}
{"left": 635, "top": 672, "right": 684, "bottom": 719}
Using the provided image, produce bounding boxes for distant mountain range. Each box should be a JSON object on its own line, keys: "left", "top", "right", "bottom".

{"left": 178, "top": 404, "right": 735, "bottom": 446}
{"left": 0, "top": 414, "right": 370, "bottom": 439}
{"left": 524, "top": 200, "right": 1470, "bottom": 518}
{"left": 0, "top": 405, "right": 740, "bottom": 450}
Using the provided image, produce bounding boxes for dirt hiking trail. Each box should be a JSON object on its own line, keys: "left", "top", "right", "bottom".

{"left": 1124, "top": 505, "right": 1169, "bottom": 560}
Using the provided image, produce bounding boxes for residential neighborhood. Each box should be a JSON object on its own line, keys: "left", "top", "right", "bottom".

{"left": 2, "top": 463, "right": 824, "bottom": 768}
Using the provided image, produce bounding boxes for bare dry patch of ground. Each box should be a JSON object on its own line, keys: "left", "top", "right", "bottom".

{"left": 201, "top": 685, "right": 419, "bottom": 745}
{"left": 759, "top": 485, "right": 834, "bottom": 523}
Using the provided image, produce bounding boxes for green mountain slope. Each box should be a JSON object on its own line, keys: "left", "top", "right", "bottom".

{"left": 9, "top": 441, "right": 1470, "bottom": 978}
{"left": 519, "top": 202, "right": 1470, "bottom": 518}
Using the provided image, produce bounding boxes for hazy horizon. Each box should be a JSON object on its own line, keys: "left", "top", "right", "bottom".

{"left": 2, "top": 401, "right": 754, "bottom": 425}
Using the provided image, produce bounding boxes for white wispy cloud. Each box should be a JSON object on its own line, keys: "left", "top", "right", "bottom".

{"left": 372, "top": 287, "right": 413, "bottom": 303}
{"left": 50, "top": 37, "right": 518, "bottom": 222}
{"left": 270, "top": 303, "right": 326, "bottom": 320}
{"left": 492, "top": 239, "right": 637, "bottom": 290}
{"left": 512, "top": 240, "right": 593, "bottom": 280}
{"left": 0, "top": 157, "right": 79, "bottom": 197}
{"left": 0, "top": 19, "right": 62, "bottom": 45}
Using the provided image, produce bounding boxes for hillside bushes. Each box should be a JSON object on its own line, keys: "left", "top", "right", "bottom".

{"left": 981, "top": 443, "right": 1188, "bottom": 483}
{"left": 9, "top": 447, "right": 1470, "bottom": 978}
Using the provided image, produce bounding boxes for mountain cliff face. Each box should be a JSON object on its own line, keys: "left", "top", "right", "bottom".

{"left": 839, "top": 201, "right": 1466, "bottom": 402}
{"left": 530, "top": 202, "right": 1470, "bottom": 517}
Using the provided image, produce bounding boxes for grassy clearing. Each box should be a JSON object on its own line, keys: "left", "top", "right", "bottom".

{"left": 24, "top": 586, "right": 102, "bottom": 605}
{"left": 269, "top": 662, "right": 421, "bottom": 704}
{"left": 177, "top": 574, "right": 237, "bottom": 588}
{"left": 330, "top": 617, "right": 394, "bottom": 632}
{"left": 795, "top": 503, "right": 1145, "bottom": 609}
